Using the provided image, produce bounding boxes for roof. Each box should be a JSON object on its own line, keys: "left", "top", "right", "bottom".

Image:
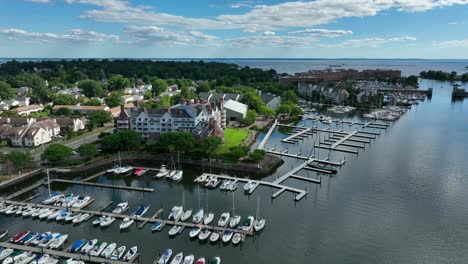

{"left": 10, "top": 104, "right": 43, "bottom": 113}
{"left": 53, "top": 105, "right": 108, "bottom": 111}
{"left": 199, "top": 92, "right": 244, "bottom": 102}
{"left": 261, "top": 93, "right": 279, "bottom": 104}
{"left": 223, "top": 100, "right": 248, "bottom": 115}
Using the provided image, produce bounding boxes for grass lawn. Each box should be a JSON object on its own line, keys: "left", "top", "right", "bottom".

{"left": 216, "top": 128, "right": 249, "bottom": 155}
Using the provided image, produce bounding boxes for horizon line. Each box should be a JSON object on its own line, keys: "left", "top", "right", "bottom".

{"left": 1, "top": 57, "right": 468, "bottom": 61}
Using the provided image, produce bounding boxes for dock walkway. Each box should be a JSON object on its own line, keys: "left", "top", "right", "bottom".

{"left": 6, "top": 182, "right": 43, "bottom": 200}
{"left": 51, "top": 179, "right": 154, "bottom": 192}
{"left": 258, "top": 119, "right": 278, "bottom": 150}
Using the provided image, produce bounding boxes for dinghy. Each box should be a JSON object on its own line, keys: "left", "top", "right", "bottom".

{"left": 123, "top": 246, "right": 138, "bottom": 261}
{"left": 170, "top": 252, "right": 183, "bottom": 264}
{"left": 111, "top": 245, "right": 126, "bottom": 260}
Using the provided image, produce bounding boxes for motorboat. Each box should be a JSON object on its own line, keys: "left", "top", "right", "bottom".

{"left": 232, "top": 233, "right": 244, "bottom": 245}
{"left": 242, "top": 216, "right": 255, "bottom": 231}
{"left": 170, "top": 252, "right": 183, "bottom": 264}
{"left": 254, "top": 218, "right": 266, "bottom": 232}
{"left": 20, "top": 232, "right": 38, "bottom": 244}
{"left": 157, "top": 249, "right": 172, "bottom": 264}
{"left": 100, "top": 216, "right": 116, "bottom": 227}
{"left": 5, "top": 205, "right": 19, "bottom": 215}
{"left": 0, "top": 230, "right": 8, "bottom": 240}
{"left": 168, "top": 226, "right": 181, "bottom": 236}
{"left": 38, "top": 209, "right": 53, "bottom": 219}
{"left": 308, "top": 162, "right": 338, "bottom": 173}
{"left": 183, "top": 255, "right": 195, "bottom": 264}
{"left": 71, "top": 196, "right": 91, "bottom": 208}
{"left": 243, "top": 181, "right": 255, "bottom": 192}
{"left": 10, "top": 231, "right": 30, "bottom": 243}
{"left": 90, "top": 241, "right": 107, "bottom": 257}
{"left": 14, "top": 252, "right": 36, "bottom": 264}
{"left": 22, "top": 207, "right": 38, "bottom": 217}
{"left": 133, "top": 205, "right": 150, "bottom": 217}
{"left": 217, "top": 212, "right": 230, "bottom": 227}
{"left": 30, "top": 232, "right": 51, "bottom": 245}
{"left": 198, "top": 229, "right": 211, "bottom": 241}
{"left": 65, "top": 212, "right": 81, "bottom": 222}
{"left": 30, "top": 254, "right": 54, "bottom": 264}
{"left": 92, "top": 216, "right": 103, "bottom": 225}
{"left": 47, "top": 209, "right": 63, "bottom": 220}
{"left": 112, "top": 202, "right": 129, "bottom": 214}
{"left": 15, "top": 206, "right": 28, "bottom": 215}
{"left": 168, "top": 206, "right": 183, "bottom": 221}
{"left": 63, "top": 195, "right": 79, "bottom": 208}
{"left": 151, "top": 222, "right": 165, "bottom": 232}
{"left": 56, "top": 210, "right": 72, "bottom": 221}
{"left": 49, "top": 234, "right": 68, "bottom": 249}
{"left": 81, "top": 239, "right": 98, "bottom": 254}
{"left": 0, "top": 204, "right": 12, "bottom": 213}
{"left": 155, "top": 165, "right": 169, "bottom": 178}
{"left": 43, "top": 193, "right": 64, "bottom": 205}
{"left": 192, "top": 208, "right": 204, "bottom": 224}
{"left": 0, "top": 248, "right": 13, "bottom": 261}
{"left": 180, "top": 209, "right": 192, "bottom": 222}
{"left": 209, "top": 256, "right": 221, "bottom": 264}
{"left": 32, "top": 208, "right": 47, "bottom": 218}
{"left": 166, "top": 170, "right": 177, "bottom": 179}
{"left": 107, "top": 166, "right": 118, "bottom": 173}
{"left": 204, "top": 178, "right": 221, "bottom": 189}
{"left": 38, "top": 233, "right": 60, "bottom": 248}
{"left": 119, "top": 218, "right": 135, "bottom": 230}
{"left": 222, "top": 230, "right": 233, "bottom": 243}
{"left": 55, "top": 194, "right": 73, "bottom": 207}
{"left": 219, "top": 180, "right": 231, "bottom": 190}
{"left": 133, "top": 167, "right": 147, "bottom": 176}
{"left": 209, "top": 231, "right": 221, "bottom": 243}
{"left": 194, "top": 174, "right": 207, "bottom": 183}
{"left": 195, "top": 257, "right": 206, "bottom": 264}
{"left": 3, "top": 251, "right": 27, "bottom": 264}
{"left": 64, "top": 258, "right": 85, "bottom": 264}
{"left": 70, "top": 239, "right": 86, "bottom": 253}
{"left": 203, "top": 212, "right": 214, "bottom": 225}
{"left": 124, "top": 246, "right": 138, "bottom": 261}
{"left": 72, "top": 213, "right": 90, "bottom": 224}
{"left": 101, "top": 243, "right": 117, "bottom": 258}
{"left": 111, "top": 245, "right": 126, "bottom": 260}
{"left": 227, "top": 181, "right": 237, "bottom": 191}
{"left": 189, "top": 226, "right": 201, "bottom": 238}
{"left": 229, "top": 215, "right": 241, "bottom": 228}
{"left": 171, "top": 170, "right": 183, "bottom": 182}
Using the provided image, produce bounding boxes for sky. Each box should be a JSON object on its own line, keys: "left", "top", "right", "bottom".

{"left": 0, "top": 0, "right": 468, "bottom": 58}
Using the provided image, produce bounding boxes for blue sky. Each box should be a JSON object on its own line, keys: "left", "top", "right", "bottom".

{"left": 0, "top": 0, "right": 468, "bottom": 58}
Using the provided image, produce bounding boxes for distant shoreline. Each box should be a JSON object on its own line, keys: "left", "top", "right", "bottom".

{"left": 1, "top": 58, "right": 468, "bottom": 61}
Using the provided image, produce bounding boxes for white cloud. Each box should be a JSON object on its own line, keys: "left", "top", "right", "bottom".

{"left": 433, "top": 39, "right": 468, "bottom": 47}
{"left": 229, "top": 35, "right": 318, "bottom": 48}
{"left": 319, "top": 36, "right": 417, "bottom": 48}
{"left": 25, "top": 0, "right": 51, "bottom": 3}
{"left": 123, "top": 25, "right": 218, "bottom": 46}
{"left": 289, "top": 28, "right": 353, "bottom": 38}
{"left": 262, "top": 31, "right": 276, "bottom": 36}
{"left": 0, "top": 28, "right": 120, "bottom": 43}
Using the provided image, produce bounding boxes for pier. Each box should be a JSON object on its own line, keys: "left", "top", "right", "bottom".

{"left": 6, "top": 181, "right": 43, "bottom": 200}
{"left": 50, "top": 179, "right": 154, "bottom": 192}
{"left": 258, "top": 119, "right": 278, "bottom": 150}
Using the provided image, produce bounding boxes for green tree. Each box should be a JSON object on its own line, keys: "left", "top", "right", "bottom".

{"left": 259, "top": 106, "right": 276, "bottom": 117}
{"left": 156, "top": 94, "right": 172, "bottom": 108}
{"left": 151, "top": 78, "right": 168, "bottom": 96}
{"left": 108, "top": 74, "right": 131, "bottom": 91}
{"left": 78, "top": 79, "right": 103, "bottom": 98}
{"left": 43, "top": 144, "right": 72, "bottom": 163}
{"left": 82, "top": 98, "right": 102, "bottom": 106}
{"left": 55, "top": 107, "right": 72, "bottom": 116}
{"left": 0, "top": 80, "right": 16, "bottom": 100}
{"left": 88, "top": 110, "right": 112, "bottom": 127}
{"left": 249, "top": 149, "right": 265, "bottom": 161}
{"left": 101, "top": 130, "right": 142, "bottom": 152}
{"left": 228, "top": 146, "right": 248, "bottom": 159}
{"left": 54, "top": 94, "right": 77, "bottom": 105}
{"left": 77, "top": 144, "right": 98, "bottom": 159}
{"left": 241, "top": 110, "right": 257, "bottom": 126}
{"left": 195, "top": 136, "right": 222, "bottom": 157}
{"left": 105, "top": 92, "right": 123, "bottom": 108}
{"left": 0, "top": 151, "right": 33, "bottom": 174}
{"left": 101, "top": 134, "right": 121, "bottom": 152}
{"left": 197, "top": 82, "right": 211, "bottom": 93}
{"left": 283, "top": 90, "right": 299, "bottom": 104}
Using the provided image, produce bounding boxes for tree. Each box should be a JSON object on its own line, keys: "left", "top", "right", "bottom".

{"left": 156, "top": 94, "right": 172, "bottom": 108}
{"left": 0, "top": 80, "right": 15, "bottom": 100}
{"left": 55, "top": 107, "right": 72, "bottom": 117}
{"left": 197, "top": 82, "right": 210, "bottom": 93}
{"left": 83, "top": 98, "right": 102, "bottom": 106}
{"left": 78, "top": 79, "right": 103, "bottom": 98}
{"left": 405, "top": 75, "right": 419, "bottom": 87}
{"left": 101, "top": 134, "right": 121, "bottom": 152}
{"left": 101, "top": 130, "right": 142, "bottom": 152}
{"left": 228, "top": 146, "right": 248, "bottom": 159}
{"left": 259, "top": 106, "right": 276, "bottom": 117}
{"left": 144, "top": 91, "right": 153, "bottom": 100}
{"left": 241, "top": 110, "right": 257, "bottom": 126}
{"left": 105, "top": 92, "right": 123, "bottom": 108}
{"left": 54, "top": 94, "right": 77, "bottom": 105}
{"left": 108, "top": 74, "right": 131, "bottom": 91}
{"left": 157, "top": 132, "right": 195, "bottom": 153}
{"left": 151, "top": 78, "right": 168, "bottom": 96}
{"left": 88, "top": 110, "right": 112, "bottom": 127}
{"left": 43, "top": 144, "right": 72, "bottom": 163}
{"left": 283, "top": 90, "right": 299, "bottom": 104}
{"left": 249, "top": 149, "right": 265, "bottom": 161}
{"left": 196, "top": 136, "right": 222, "bottom": 157}
{"left": 0, "top": 151, "right": 33, "bottom": 174}
{"left": 77, "top": 144, "right": 98, "bottom": 159}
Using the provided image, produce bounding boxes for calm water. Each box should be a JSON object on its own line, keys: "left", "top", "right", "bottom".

{"left": 1, "top": 65, "right": 468, "bottom": 263}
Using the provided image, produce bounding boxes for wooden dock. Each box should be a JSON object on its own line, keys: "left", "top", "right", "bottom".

{"left": 6, "top": 181, "right": 43, "bottom": 200}
{"left": 138, "top": 208, "right": 164, "bottom": 229}
{"left": 258, "top": 119, "right": 278, "bottom": 150}
{"left": 50, "top": 179, "right": 154, "bottom": 192}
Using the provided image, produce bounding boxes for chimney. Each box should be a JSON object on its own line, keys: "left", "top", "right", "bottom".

{"left": 120, "top": 104, "right": 125, "bottom": 113}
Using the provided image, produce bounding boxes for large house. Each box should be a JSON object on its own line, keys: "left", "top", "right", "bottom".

{"left": 52, "top": 105, "right": 110, "bottom": 115}
{"left": 260, "top": 92, "right": 281, "bottom": 110}
{"left": 10, "top": 104, "right": 44, "bottom": 116}
{"left": 0, "top": 126, "right": 51, "bottom": 147}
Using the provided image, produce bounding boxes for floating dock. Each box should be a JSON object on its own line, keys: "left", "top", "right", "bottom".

{"left": 50, "top": 179, "right": 154, "bottom": 192}
{"left": 258, "top": 119, "right": 278, "bottom": 150}
{"left": 6, "top": 181, "right": 43, "bottom": 200}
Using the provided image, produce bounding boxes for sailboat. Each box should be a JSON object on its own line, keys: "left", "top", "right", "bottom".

{"left": 114, "top": 152, "right": 133, "bottom": 176}
{"left": 166, "top": 156, "right": 177, "bottom": 179}
{"left": 254, "top": 196, "right": 266, "bottom": 232}
{"left": 171, "top": 151, "right": 183, "bottom": 182}
{"left": 180, "top": 192, "right": 192, "bottom": 222}
{"left": 203, "top": 192, "right": 214, "bottom": 225}
{"left": 192, "top": 186, "right": 204, "bottom": 224}
{"left": 229, "top": 192, "right": 241, "bottom": 228}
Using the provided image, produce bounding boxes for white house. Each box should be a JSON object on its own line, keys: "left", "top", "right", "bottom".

{"left": 10, "top": 104, "right": 44, "bottom": 116}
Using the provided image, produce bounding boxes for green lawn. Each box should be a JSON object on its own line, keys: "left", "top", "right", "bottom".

{"left": 216, "top": 128, "right": 249, "bottom": 155}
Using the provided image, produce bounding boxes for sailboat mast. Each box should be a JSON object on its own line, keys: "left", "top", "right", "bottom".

{"left": 232, "top": 192, "right": 235, "bottom": 215}
{"left": 256, "top": 196, "right": 260, "bottom": 219}
{"left": 47, "top": 168, "right": 51, "bottom": 197}
{"left": 118, "top": 152, "right": 122, "bottom": 168}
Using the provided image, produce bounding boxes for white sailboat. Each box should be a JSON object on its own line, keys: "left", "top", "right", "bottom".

{"left": 229, "top": 192, "right": 241, "bottom": 228}
{"left": 254, "top": 196, "right": 266, "bottom": 232}
{"left": 171, "top": 151, "right": 183, "bottom": 182}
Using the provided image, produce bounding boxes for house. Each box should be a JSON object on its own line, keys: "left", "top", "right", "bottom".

{"left": 52, "top": 105, "right": 109, "bottom": 115}
{"left": 199, "top": 92, "right": 244, "bottom": 102}
{"left": 54, "top": 118, "right": 85, "bottom": 132}
{"left": 0, "top": 127, "right": 28, "bottom": 146}
{"left": 223, "top": 100, "right": 248, "bottom": 121}
{"left": 56, "top": 87, "right": 82, "bottom": 99}
{"left": 16, "top": 87, "right": 31, "bottom": 96}
{"left": 22, "top": 127, "right": 51, "bottom": 147}
{"left": 260, "top": 93, "right": 281, "bottom": 110}
{"left": 357, "top": 89, "right": 378, "bottom": 103}
{"left": 122, "top": 94, "right": 144, "bottom": 104}
{"left": 32, "top": 119, "right": 61, "bottom": 137}
{"left": 10, "top": 104, "right": 44, "bottom": 116}
{"left": 192, "top": 118, "right": 225, "bottom": 141}
{"left": 109, "top": 103, "right": 135, "bottom": 118}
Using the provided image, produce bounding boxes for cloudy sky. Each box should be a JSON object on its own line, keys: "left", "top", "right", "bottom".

{"left": 0, "top": 0, "right": 468, "bottom": 58}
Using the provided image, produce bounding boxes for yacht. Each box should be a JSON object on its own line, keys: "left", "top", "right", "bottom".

{"left": 101, "top": 243, "right": 117, "bottom": 258}
{"left": 198, "top": 229, "right": 211, "bottom": 241}
{"left": 243, "top": 181, "right": 255, "bottom": 193}
{"left": 192, "top": 208, "right": 204, "bottom": 224}
{"left": 155, "top": 164, "right": 169, "bottom": 178}
{"left": 81, "top": 239, "right": 98, "bottom": 254}
{"left": 254, "top": 218, "right": 266, "bottom": 232}
{"left": 111, "top": 245, "right": 126, "bottom": 260}
{"left": 168, "top": 226, "right": 181, "bottom": 236}
{"left": 209, "top": 231, "right": 221, "bottom": 243}
{"left": 229, "top": 215, "right": 241, "bottom": 228}
{"left": 242, "top": 216, "right": 255, "bottom": 232}
{"left": 220, "top": 180, "right": 231, "bottom": 190}
{"left": 157, "top": 249, "right": 172, "bottom": 264}
{"left": 100, "top": 216, "right": 116, "bottom": 227}
{"left": 56, "top": 211, "right": 72, "bottom": 221}
{"left": 151, "top": 222, "right": 165, "bottom": 232}
{"left": 133, "top": 205, "right": 150, "bottom": 217}
{"left": 90, "top": 241, "right": 107, "bottom": 257}
{"left": 232, "top": 233, "right": 244, "bottom": 245}
{"left": 172, "top": 170, "right": 183, "bottom": 182}
{"left": 227, "top": 181, "right": 237, "bottom": 191}
{"left": 119, "top": 218, "right": 135, "bottom": 230}
{"left": 184, "top": 255, "right": 195, "bottom": 264}
{"left": 49, "top": 234, "right": 68, "bottom": 249}
{"left": 124, "top": 246, "right": 138, "bottom": 261}
{"left": 189, "top": 226, "right": 201, "bottom": 238}
{"left": 217, "top": 212, "right": 230, "bottom": 227}
{"left": 168, "top": 206, "right": 183, "bottom": 221}
{"left": 71, "top": 196, "right": 91, "bottom": 208}
{"left": 171, "top": 252, "right": 183, "bottom": 264}
{"left": 0, "top": 248, "right": 13, "bottom": 261}
{"left": 43, "top": 193, "right": 64, "bottom": 205}
{"left": 72, "top": 213, "right": 90, "bottom": 224}
{"left": 203, "top": 212, "right": 214, "bottom": 225}
{"left": 222, "top": 230, "right": 233, "bottom": 243}
{"left": 180, "top": 209, "right": 192, "bottom": 222}
{"left": 112, "top": 202, "right": 129, "bottom": 214}
{"left": 65, "top": 212, "right": 81, "bottom": 222}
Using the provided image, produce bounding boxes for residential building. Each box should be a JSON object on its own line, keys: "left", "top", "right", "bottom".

{"left": 10, "top": 104, "right": 44, "bottom": 116}
{"left": 32, "top": 119, "right": 61, "bottom": 137}
{"left": 199, "top": 92, "right": 244, "bottom": 102}
{"left": 0, "top": 126, "right": 51, "bottom": 147}
{"left": 122, "top": 94, "right": 144, "bottom": 104}
{"left": 52, "top": 105, "right": 110, "bottom": 115}
{"left": 260, "top": 92, "right": 281, "bottom": 110}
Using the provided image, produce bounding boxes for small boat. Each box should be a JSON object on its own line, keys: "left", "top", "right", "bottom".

{"left": 180, "top": 209, "right": 192, "bottom": 222}
{"left": 192, "top": 208, "right": 204, "bottom": 224}
{"left": 155, "top": 164, "right": 169, "bottom": 178}
{"left": 30, "top": 254, "right": 53, "bottom": 264}
{"left": 107, "top": 166, "right": 118, "bottom": 173}
{"left": 22, "top": 207, "right": 37, "bottom": 217}
{"left": 3, "top": 251, "right": 27, "bottom": 264}
{"left": 101, "top": 243, "right": 117, "bottom": 258}
{"left": 183, "top": 255, "right": 194, "bottom": 264}
{"left": 5, "top": 205, "right": 19, "bottom": 215}
{"left": 220, "top": 180, "right": 231, "bottom": 190}
{"left": 11, "top": 231, "right": 30, "bottom": 243}
{"left": 166, "top": 170, "right": 177, "bottom": 179}
{"left": 49, "top": 234, "right": 68, "bottom": 249}
{"left": 119, "top": 218, "right": 135, "bottom": 230}
{"left": 81, "top": 239, "right": 98, "bottom": 253}
{"left": 194, "top": 174, "right": 207, "bottom": 183}
{"left": 65, "top": 258, "right": 85, "bottom": 264}
{"left": 47, "top": 209, "right": 63, "bottom": 220}
{"left": 203, "top": 212, "right": 214, "bottom": 225}
{"left": 114, "top": 165, "right": 133, "bottom": 176}
{"left": 232, "top": 233, "right": 244, "bottom": 245}
{"left": 227, "top": 181, "right": 237, "bottom": 191}
{"left": 209, "top": 231, "right": 221, "bottom": 243}
{"left": 112, "top": 202, "right": 129, "bottom": 214}
{"left": 222, "top": 230, "right": 233, "bottom": 243}
{"left": 242, "top": 216, "right": 255, "bottom": 231}
{"left": 71, "top": 196, "right": 91, "bottom": 208}
{"left": 254, "top": 218, "right": 266, "bottom": 232}
{"left": 133, "top": 167, "right": 147, "bottom": 176}
{"left": 20, "top": 232, "right": 38, "bottom": 244}
{"left": 0, "top": 230, "right": 8, "bottom": 240}
{"left": 43, "top": 193, "right": 64, "bottom": 205}
{"left": 70, "top": 239, "right": 86, "bottom": 253}
{"left": 168, "top": 226, "right": 181, "bottom": 236}
{"left": 63, "top": 196, "right": 79, "bottom": 208}
{"left": 15, "top": 206, "right": 29, "bottom": 215}
{"left": 0, "top": 248, "right": 13, "bottom": 261}
{"left": 217, "top": 212, "right": 230, "bottom": 227}
{"left": 243, "top": 181, "right": 255, "bottom": 192}
{"left": 38, "top": 209, "right": 53, "bottom": 219}
{"left": 209, "top": 257, "right": 221, "bottom": 264}
{"left": 72, "top": 213, "right": 90, "bottom": 224}
{"left": 229, "top": 215, "right": 241, "bottom": 228}
{"left": 90, "top": 241, "right": 107, "bottom": 257}
{"left": 15, "top": 251, "right": 36, "bottom": 264}
{"left": 92, "top": 216, "right": 103, "bottom": 225}
{"left": 100, "top": 216, "right": 116, "bottom": 227}
{"left": 39, "top": 233, "right": 60, "bottom": 248}
{"left": 30, "top": 232, "right": 51, "bottom": 245}
{"left": 171, "top": 170, "right": 183, "bottom": 182}
{"left": 189, "top": 226, "right": 201, "bottom": 238}
{"left": 168, "top": 206, "right": 183, "bottom": 221}
{"left": 170, "top": 252, "right": 183, "bottom": 264}
{"left": 56, "top": 211, "right": 72, "bottom": 221}
{"left": 204, "top": 178, "right": 221, "bottom": 189}
{"left": 158, "top": 249, "right": 173, "bottom": 264}
{"left": 65, "top": 212, "right": 81, "bottom": 222}
{"left": 151, "top": 222, "right": 165, "bottom": 232}
{"left": 124, "top": 246, "right": 138, "bottom": 261}
{"left": 198, "top": 229, "right": 211, "bottom": 241}
{"left": 32, "top": 208, "right": 47, "bottom": 218}
{"left": 195, "top": 257, "right": 206, "bottom": 264}
{"left": 133, "top": 205, "right": 150, "bottom": 217}
{"left": 111, "top": 245, "right": 126, "bottom": 260}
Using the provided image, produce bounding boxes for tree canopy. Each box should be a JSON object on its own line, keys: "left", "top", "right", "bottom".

{"left": 0, "top": 151, "right": 33, "bottom": 174}
{"left": 78, "top": 79, "right": 104, "bottom": 98}
{"left": 88, "top": 110, "right": 112, "bottom": 128}
{"left": 54, "top": 94, "right": 77, "bottom": 105}
{"left": 101, "top": 130, "right": 142, "bottom": 152}
{"left": 43, "top": 144, "right": 72, "bottom": 163}
{"left": 0, "top": 80, "right": 16, "bottom": 100}
{"left": 151, "top": 78, "right": 168, "bottom": 96}
{"left": 105, "top": 92, "right": 123, "bottom": 108}
{"left": 108, "top": 74, "right": 131, "bottom": 91}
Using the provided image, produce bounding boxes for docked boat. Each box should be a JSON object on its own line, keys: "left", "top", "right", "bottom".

{"left": 151, "top": 222, "right": 165, "bottom": 232}
{"left": 168, "top": 226, "right": 181, "bottom": 236}
{"left": 112, "top": 202, "right": 129, "bottom": 214}
{"left": 64, "top": 258, "right": 85, "bottom": 264}
{"left": 101, "top": 243, "right": 117, "bottom": 258}
{"left": 308, "top": 162, "right": 338, "bottom": 173}
{"left": 47, "top": 209, "right": 63, "bottom": 220}
{"left": 209, "top": 256, "right": 221, "bottom": 264}
{"left": 254, "top": 218, "right": 266, "bottom": 232}
{"left": 0, "top": 230, "right": 8, "bottom": 240}
{"left": 14, "top": 252, "right": 36, "bottom": 264}
{"left": 192, "top": 208, "right": 204, "bottom": 224}
{"left": 31, "top": 208, "right": 47, "bottom": 218}
{"left": 0, "top": 248, "right": 13, "bottom": 261}
{"left": 180, "top": 209, "right": 192, "bottom": 222}
{"left": 198, "top": 229, "right": 211, "bottom": 241}
{"left": 43, "top": 193, "right": 64, "bottom": 205}
{"left": 203, "top": 212, "right": 214, "bottom": 225}
{"left": 15, "top": 206, "right": 28, "bottom": 215}
{"left": 155, "top": 164, "right": 169, "bottom": 178}
{"left": 232, "top": 233, "right": 244, "bottom": 245}
{"left": 189, "top": 226, "right": 201, "bottom": 238}
{"left": 171, "top": 252, "right": 183, "bottom": 264}
{"left": 81, "top": 239, "right": 98, "bottom": 253}
{"left": 133, "top": 205, "right": 150, "bottom": 217}
{"left": 242, "top": 216, "right": 255, "bottom": 232}
{"left": 227, "top": 181, "right": 237, "bottom": 191}
{"left": 124, "top": 246, "right": 138, "bottom": 261}
{"left": 166, "top": 170, "right": 177, "bottom": 179}
{"left": 204, "top": 178, "right": 221, "bottom": 189}
{"left": 63, "top": 195, "right": 79, "bottom": 208}
{"left": 20, "top": 232, "right": 38, "bottom": 244}
{"left": 49, "top": 234, "right": 68, "bottom": 249}
{"left": 39, "top": 233, "right": 60, "bottom": 248}
{"left": 38, "top": 209, "right": 53, "bottom": 219}
{"left": 90, "top": 241, "right": 107, "bottom": 257}
{"left": 222, "top": 230, "right": 233, "bottom": 243}
{"left": 31, "top": 232, "right": 51, "bottom": 245}
{"left": 119, "top": 218, "right": 135, "bottom": 230}
{"left": 11, "top": 231, "right": 30, "bottom": 243}
{"left": 100, "top": 216, "right": 116, "bottom": 227}
{"left": 157, "top": 249, "right": 172, "bottom": 264}
{"left": 114, "top": 165, "right": 133, "bottom": 176}
{"left": 195, "top": 257, "right": 206, "bottom": 264}
{"left": 209, "top": 231, "right": 221, "bottom": 243}
{"left": 65, "top": 212, "right": 81, "bottom": 222}
{"left": 229, "top": 215, "right": 241, "bottom": 228}
{"left": 217, "top": 212, "right": 230, "bottom": 227}
{"left": 168, "top": 206, "right": 183, "bottom": 221}
{"left": 111, "top": 245, "right": 126, "bottom": 260}
{"left": 72, "top": 213, "right": 90, "bottom": 224}
{"left": 3, "top": 251, "right": 27, "bottom": 264}
{"left": 71, "top": 196, "right": 91, "bottom": 208}
{"left": 133, "top": 167, "right": 147, "bottom": 176}
{"left": 56, "top": 211, "right": 72, "bottom": 221}
{"left": 70, "top": 239, "right": 86, "bottom": 253}
{"left": 30, "top": 254, "right": 54, "bottom": 264}
{"left": 183, "top": 255, "right": 194, "bottom": 264}
{"left": 5, "top": 205, "right": 19, "bottom": 215}
{"left": 171, "top": 170, "right": 183, "bottom": 182}
{"left": 194, "top": 174, "right": 207, "bottom": 183}
{"left": 220, "top": 180, "right": 231, "bottom": 190}
{"left": 243, "top": 181, "right": 255, "bottom": 192}
{"left": 22, "top": 207, "right": 38, "bottom": 217}
{"left": 106, "top": 165, "right": 118, "bottom": 173}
